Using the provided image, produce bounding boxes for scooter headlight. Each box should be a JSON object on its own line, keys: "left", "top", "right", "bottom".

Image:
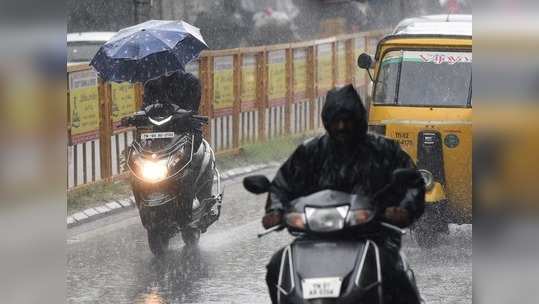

{"left": 136, "top": 159, "right": 169, "bottom": 183}
{"left": 419, "top": 169, "right": 434, "bottom": 190}
{"left": 305, "top": 205, "right": 349, "bottom": 232}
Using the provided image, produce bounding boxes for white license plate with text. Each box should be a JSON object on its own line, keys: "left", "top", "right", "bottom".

{"left": 141, "top": 132, "right": 175, "bottom": 140}
{"left": 302, "top": 277, "right": 342, "bottom": 299}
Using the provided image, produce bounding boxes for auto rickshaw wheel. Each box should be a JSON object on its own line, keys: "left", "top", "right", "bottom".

{"left": 412, "top": 201, "right": 449, "bottom": 248}
{"left": 412, "top": 226, "right": 441, "bottom": 248}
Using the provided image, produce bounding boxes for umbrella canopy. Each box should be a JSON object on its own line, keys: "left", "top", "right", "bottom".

{"left": 90, "top": 20, "right": 208, "bottom": 83}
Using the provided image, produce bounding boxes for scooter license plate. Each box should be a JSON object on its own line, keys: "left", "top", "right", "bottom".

{"left": 141, "top": 132, "right": 175, "bottom": 140}
{"left": 302, "top": 277, "right": 342, "bottom": 299}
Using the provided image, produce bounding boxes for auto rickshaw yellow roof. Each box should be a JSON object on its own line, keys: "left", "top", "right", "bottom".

{"left": 392, "top": 14, "right": 472, "bottom": 36}
{"left": 374, "top": 14, "right": 472, "bottom": 60}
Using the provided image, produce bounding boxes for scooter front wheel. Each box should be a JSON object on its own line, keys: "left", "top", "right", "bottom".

{"left": 147, "top": 229, "right": 170, "bottom": 256}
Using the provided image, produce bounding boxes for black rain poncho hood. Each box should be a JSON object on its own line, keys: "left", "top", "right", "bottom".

{"left": 143, "top": 71, "right": 202, "bottom": 113}
{"left": 321, "top": 84, "right": 368, "bottom": 142}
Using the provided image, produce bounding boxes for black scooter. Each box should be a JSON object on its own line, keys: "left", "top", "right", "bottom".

{"left": 243, "top": 169, "right": 422, "bottom": 304}
{"left": 122, "top": 103, "right": 223, "bottom": 256}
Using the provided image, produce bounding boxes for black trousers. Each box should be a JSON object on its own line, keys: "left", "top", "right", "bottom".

{"left": 265, "top": 235, "right": 420, "bottom": 304}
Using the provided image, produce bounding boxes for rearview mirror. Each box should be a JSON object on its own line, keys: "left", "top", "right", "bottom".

{"left": 357, "top": 53, "right": 374, "bottom": 70}
{"left": 243, "top": 175, "right": 271, "bottom": 194}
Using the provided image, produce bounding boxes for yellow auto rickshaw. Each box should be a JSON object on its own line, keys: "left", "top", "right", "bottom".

{"left": 358, "top": 15, "right": 472, "bottom": 247}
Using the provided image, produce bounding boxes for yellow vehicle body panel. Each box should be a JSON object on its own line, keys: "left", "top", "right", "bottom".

{"left": 369, "top": 35, "right": 472, "bottom": 223}
{"left": 425, "top": 182, "right": 447, "bottom": 204}
{"left": 370, "top": 107, "right": 472, "bottom": 220}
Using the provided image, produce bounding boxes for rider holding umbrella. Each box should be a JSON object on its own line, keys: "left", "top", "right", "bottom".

{"left": 90, "top": 19, "right": 209, "bottom": 151}
{"left": 142, "top": 71, "right": 204, "bottom": 150}
{"left": 89, "top": 20, "right": 220, "bottom": 253}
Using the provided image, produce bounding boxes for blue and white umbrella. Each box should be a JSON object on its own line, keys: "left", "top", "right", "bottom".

{"left": 90, "top": 20, "right": 208, "bottom": 83}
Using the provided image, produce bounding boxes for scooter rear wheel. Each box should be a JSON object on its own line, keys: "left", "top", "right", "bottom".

{"left": 147, "top": 229, "right": 169, "bottom": 256}
{"left": 181, "top": 228, "right": 200, "bottom": 246}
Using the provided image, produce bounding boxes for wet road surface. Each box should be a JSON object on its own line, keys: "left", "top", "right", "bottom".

{"left": 67, "top": 168, "right": 472, "bottom": 304}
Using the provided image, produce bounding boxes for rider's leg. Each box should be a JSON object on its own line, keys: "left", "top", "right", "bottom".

{"left": 378, "top": 234, "right": 422, "bottom": 304}
{"left": 266, "top": 247, "right": 285, "bottom": 304}
{"left": 194, "top": 140, "right": 214, "bottom": 207}
{"left": 195, "top": 170, "right": 214, "bottom": 229}
{"left": 399, "top": 251, "right": 423, "bottom": 303}
{"left": 195, "top": 170, "right": 213, "bottom": 205}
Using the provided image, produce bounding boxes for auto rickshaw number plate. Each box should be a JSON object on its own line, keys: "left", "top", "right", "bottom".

{"left": 302, "top": 277, "right": 342, "bottom": 299}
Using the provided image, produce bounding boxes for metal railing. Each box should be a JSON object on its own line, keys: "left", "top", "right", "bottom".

{"left": 67, "top": 30, "right": 387, "bottom": 189}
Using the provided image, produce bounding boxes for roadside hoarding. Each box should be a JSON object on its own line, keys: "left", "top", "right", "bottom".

{"left": 267, "top": 50, "right": 286, "bottom": 106}
{"left": 317, "top": 43, "right": 332, "bottom": 95}
{"left": 293, "top": 48, "right": 307, "bottom": 101}
{"left": 354, "top": 36, "right": 367, "bottom": 89}
{"left": 241, "top": 54, "right": 257, "bottom": 111}
{"left": 337, "top": 41, "right": 347, "bottom": 86}
{"left": 111, "top": 82, "right": 136, "bottom": 129}
{"left": 69, "top": 70, "right": 99, "bottom": 144}
{"left": 213, "top": 56, "right": 234, "bottom": 116}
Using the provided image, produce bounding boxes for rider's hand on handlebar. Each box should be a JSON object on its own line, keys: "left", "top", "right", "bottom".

{"left": 384, "top": 207, "right": 410, "bottom": 228}
{"left": 262, "top": 210, "right": 283, "bottom": 230}
{"left": 120, "top": 117, "right": 131, "bottom": 127}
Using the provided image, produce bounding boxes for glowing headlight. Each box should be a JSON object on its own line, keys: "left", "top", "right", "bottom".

{"left": 305, "top": 205, "right": 349, "bottom": 232}
{"left": 419, "top": 169, "right": 434, "bottom": 190}
{"left": 138, "top": 159, "right": 168, "bottom": 182}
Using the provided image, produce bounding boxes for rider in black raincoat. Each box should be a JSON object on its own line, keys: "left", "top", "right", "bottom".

{"left": 143, "top": 71, "right": 201, "bottom": 112}
{"left": 140, "top": 71, "right": 211, "bottom": 222}
{"left": 142, "top": 71, "right": 204, "bottom": 151}
{"left": 264, "top": 84, "right": 425, "bottom": 304}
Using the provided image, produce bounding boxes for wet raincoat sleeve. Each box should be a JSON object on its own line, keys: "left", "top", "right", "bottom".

{"left": 265, "top": 144, "right": 312, "bottom": 212}
{"left": 391, "top": 143, "right": 425, "bottom": 223}
{"left": 373, "top": 138, "right": 425, "bottom": 224}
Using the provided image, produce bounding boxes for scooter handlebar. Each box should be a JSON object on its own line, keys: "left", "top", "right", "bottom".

{"left": 380, "top": 222, "right": 407, "bottom": 235}
{"left": 257, "top": 225, "right": 285, "bottom": 238}
{"left": 121, "top": 113, "right": 147, "bottom": 127}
